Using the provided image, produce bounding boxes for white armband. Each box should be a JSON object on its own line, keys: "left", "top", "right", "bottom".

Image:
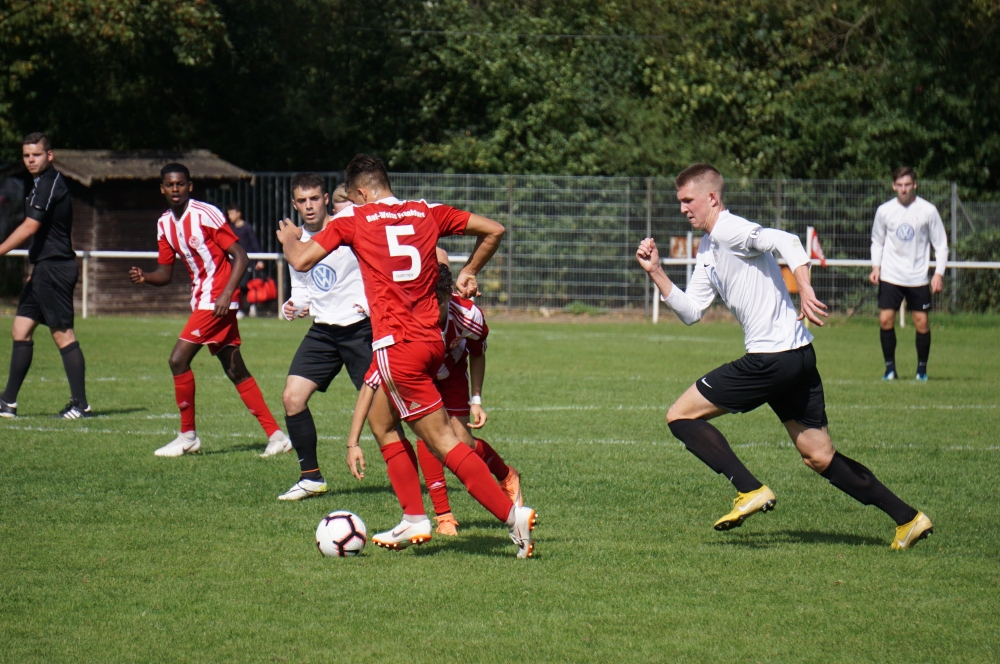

{"left": 469, "top": 396, "right": 482, "bottom": 406}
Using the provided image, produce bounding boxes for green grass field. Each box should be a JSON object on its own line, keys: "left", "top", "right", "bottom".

{"left": 1, "top": 313, "right": 999, "bottom": 663}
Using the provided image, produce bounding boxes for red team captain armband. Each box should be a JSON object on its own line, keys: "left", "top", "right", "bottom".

{"left": 311, "top": 197, "right": 470, "bottom": 347}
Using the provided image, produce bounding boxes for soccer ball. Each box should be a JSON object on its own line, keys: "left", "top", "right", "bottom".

{"left": 316, "top": 511, "right": 367, "bottom": 557}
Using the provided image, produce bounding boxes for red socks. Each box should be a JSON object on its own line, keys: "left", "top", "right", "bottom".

{"left": 474, "top": 438, "right": 510, "bottom": 482}
{"left": 444, "top": 444, "right": 513, "bottom": 522}
{"left": 173, "top": 370, "right": 196, "bottom": 432}
{"left": 381, "top": 440, "right": 425, "bottom": 516}
{"left": 416, "top": 439, "right": 452, "bottom": 516}
{"left": 235, "top": 377, "right": 280, "bottom": 437}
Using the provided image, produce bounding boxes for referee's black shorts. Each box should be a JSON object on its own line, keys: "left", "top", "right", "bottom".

{"left": 878, "top": 281, "right": 932, "bottom": 312}
{"left": 288, "top": 319, "right": 373, "bottom": 391}
{"left": 695, "top": 344, "right": 828, "bottom": 429}
{"left": 16, "top": 259, "right": 78, "bottom": 329}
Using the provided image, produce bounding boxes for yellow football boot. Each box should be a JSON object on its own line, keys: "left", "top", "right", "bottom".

{"left": 713, "top": 485, "right": 776, "bottom": 531}
{"left": 891, "top": 511, "right": 933, "bottom": 550}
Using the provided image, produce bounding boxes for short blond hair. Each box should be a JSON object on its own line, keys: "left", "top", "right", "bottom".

{"left": 675, "top": 163, "right": 725, "bottom": 202}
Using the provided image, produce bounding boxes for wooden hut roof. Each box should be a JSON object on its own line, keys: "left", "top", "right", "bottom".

{"left": 52, "top": 150, "right": 251, "bottom": 187}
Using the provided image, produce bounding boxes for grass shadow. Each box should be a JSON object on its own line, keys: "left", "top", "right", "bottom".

{"left": 203, "top": 444, "right": 265, "bottom": 455}
{"left": 410, "top": 533, "right": 517, "bottom": 558}
{"left": 92, "top": 407, "right": 148, "bottom": 416}
{"left": 713, "top": 529, "right": 885, "bottom": 549}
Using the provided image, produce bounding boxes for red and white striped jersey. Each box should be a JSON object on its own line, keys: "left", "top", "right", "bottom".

{"left": 157, "top": 200, "right": 241, "bottom": 311}
{"left": 437, "top": 294, "right": 488, "bottom": 380}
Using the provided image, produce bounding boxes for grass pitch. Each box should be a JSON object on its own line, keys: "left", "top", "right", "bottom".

{"left": 1, "top": 313, "right": 998, "bottom": 663}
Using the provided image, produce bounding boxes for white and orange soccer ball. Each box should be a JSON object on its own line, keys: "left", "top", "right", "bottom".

{"left": 316, "top": 511, "right": 367, "bottom": 557}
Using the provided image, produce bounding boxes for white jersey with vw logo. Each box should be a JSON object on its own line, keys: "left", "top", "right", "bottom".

{"left": 283, "top": 225, "right": 369, "bottom": 326}
{"left": 871, "top": 196, "right": 948, "bottom": 288}
{"left": 662, "top": 210, "right": 814, "bottom": 353}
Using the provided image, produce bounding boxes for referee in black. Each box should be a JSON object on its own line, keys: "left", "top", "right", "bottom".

{"left": 0, "top": 133, "right": 90, "bottom": 419}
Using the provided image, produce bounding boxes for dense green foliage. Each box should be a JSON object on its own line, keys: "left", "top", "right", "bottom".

{"left": 2, "top": 314, "right": 999, "bottom": 661}
{"left": 1, "top": 1, "right": 998, "bottom": 193}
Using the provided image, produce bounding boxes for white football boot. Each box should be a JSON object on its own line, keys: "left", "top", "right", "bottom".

{"left": 508, "top": 506, "right": 537, "bottom": 559}
{"left": 154, "top": 431, "right": 201, "bottom": 457}
{"left": 277, "top": 478, "right": 328, "bottom": 501}
{"left": 260, "top": 430, "right": 293, "bottom": 457}
{"left": 371, "top": 518, "right": 433, "bottom": 550}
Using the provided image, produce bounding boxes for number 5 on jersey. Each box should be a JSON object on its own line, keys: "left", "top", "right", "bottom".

{"left": 386, "top": 225, "right": 421, "bottom": 282}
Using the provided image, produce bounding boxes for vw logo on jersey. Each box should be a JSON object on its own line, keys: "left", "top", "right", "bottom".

{"left": 896, "top": 223, "right": 915, "bottom": 242}
{"left": 311, "top": 264, "right": 337, "bottom": 291}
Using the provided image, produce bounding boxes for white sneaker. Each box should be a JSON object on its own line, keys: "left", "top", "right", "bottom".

{"left": 236, "top": 310, "right": 246, "bottom": 320}
{"left": 154, "top": 431, "right": 201, "bottom": 457}
{"left": 509, "top": 506, "right": 537, "bottom": 559}
{"left": 371, "top": 518, "right": 432, "bottom": 550}
{"left": 260, "top": 430, "right": 292, "bottom": 457}
{"left": 277, "top": 478, "right": 328, "bottom": 501}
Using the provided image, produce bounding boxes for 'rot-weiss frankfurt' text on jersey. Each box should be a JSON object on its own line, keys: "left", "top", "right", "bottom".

{"left": 311, "top": 196, "right": 470, "bottom": 347}
{"left": 438, "top": 295, "right": 488, "bottom": 381}
{"left": 157, "top": 200, "right": 241, "bottom": 312}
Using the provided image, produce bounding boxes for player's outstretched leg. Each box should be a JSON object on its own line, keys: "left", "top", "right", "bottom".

{"left": 414, "top": 410, "right": 536, "bottom": 558}
{"left": 416, "top": 439, "right": 457, "bottom": 535}
{"left": 474, "top": 438, "right": 523, "bottom": 508}
{"left": 218, "top": 346, "right": 291, "bottom": 454}
{"left": 0, "top": 338, "right": 34, "bottom": 418}
{"left": 787, "top": 422, "right": 932, "bottom": 550}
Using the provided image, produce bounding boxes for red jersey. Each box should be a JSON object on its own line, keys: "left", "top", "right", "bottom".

{"left": 312, "top": 196, "right": 470, "bottom": 347}
{"left": 157, "top": 200, "right": 241, "bottom": 312}
{"left": 437, "top": 295, "right": 488, "bottom": 381}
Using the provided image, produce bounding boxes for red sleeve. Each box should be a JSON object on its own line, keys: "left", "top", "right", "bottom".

{"left": 429, "top": 204, "right": 470, "bottom": 237}
{"left": 466, "top": 338, "right": 486, "bottom": 357}
{"left": 157, "top": 235, "right": 176, "bottom": 265}
{"left": 313, "top": 214, "right": 355, "bottom": 252}
{"left": 207, "top": 220, "right": 240, "bottom": 252}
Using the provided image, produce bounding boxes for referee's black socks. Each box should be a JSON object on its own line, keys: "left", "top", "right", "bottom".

{"left": 668, "top": 419, "right": 764, "bottom": 493}
{"left": 286, "top": 408, "right": 322, "bottom": 480}
{"left": 59, "top": 341, "right": 88, "bottom": 409}
{"left": 1, "top": 340, "right": 34, "bottom": 404}
{"left": 821, "top": 452, "right": 918, "bottom": 526}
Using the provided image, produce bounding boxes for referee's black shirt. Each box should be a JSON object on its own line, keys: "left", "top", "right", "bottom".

{"left": 25, "top": 166, "right": 74, "bottom": 264}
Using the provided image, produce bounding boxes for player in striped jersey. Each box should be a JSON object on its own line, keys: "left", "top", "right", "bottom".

{"left": 129, "top": 163, "right": 290, "bottom": 458}
{"left": 344, "top": 259, "right": 523, "bottom": 537}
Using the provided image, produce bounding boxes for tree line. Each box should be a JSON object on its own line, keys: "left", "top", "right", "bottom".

{"left": 1, "top": 1, "right": 998, "bottom": 196}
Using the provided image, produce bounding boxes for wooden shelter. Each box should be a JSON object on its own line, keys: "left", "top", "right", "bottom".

{"left": 52, "top": 150, "right": 252, "bottom": 315}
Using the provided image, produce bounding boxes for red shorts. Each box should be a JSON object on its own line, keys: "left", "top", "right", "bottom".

{"left": 436, "top": 370, "right": 471, "bottom": 417}
{"left": 373, "top": 341, "right": 444, "bottom": 422}
{"left": 179, "top": 309, "right": 241, "bottom": 355}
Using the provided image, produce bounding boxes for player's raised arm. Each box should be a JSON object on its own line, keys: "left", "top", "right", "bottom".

{"left": 277, "top": 218, "right": 329, "bottom": 272}
{"left": 456, "top": 214, "right": 505, "bottom": 298}
{"left": 637, "top": 237, "right": 716, "bottom": 325}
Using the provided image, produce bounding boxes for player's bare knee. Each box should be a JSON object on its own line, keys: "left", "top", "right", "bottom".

{"left": 168, "top": 352, "right": 188, "bottom": 375}
{"left": 282, "top": 388, "right": 307, "bottom": 416}
{"left": 666, "top": 402, "right": 685, "bottom": 423}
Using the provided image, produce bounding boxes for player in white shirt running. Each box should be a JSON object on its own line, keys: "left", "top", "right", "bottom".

{"left": 869, "top": 166, "right": 948, "bottom": 381}
{"left": 636, "top": 163, "right": 932, "bottom": 550}
{"left": 276, "top": 176, "right": 374, "bottom": 501}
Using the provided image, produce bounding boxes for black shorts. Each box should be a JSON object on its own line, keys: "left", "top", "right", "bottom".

{"left": 288, "top": 319, "right": 373, "bottom": 391}
{"left": 695, "top": 344, "right": 828, "bottom": 429}
{"left": 878, "top": 281, "right": 932, "bottom": 312}
{"left": 16, "top": 259, "right": 78, "bottom": 329}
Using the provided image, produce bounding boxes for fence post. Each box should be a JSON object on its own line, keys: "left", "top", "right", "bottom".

{"left": 775, "top": 179, "right": 782, "bottom": 230}
{"left": 645, "top": 177, "right": 652, "bottom": 318}
{"left": 81, "top": 251, "right": 89, "bottom": 319}
{"left": 951, "top": 182, "right": 958, "bottom": 312}
{"left": 276, "top": 256, "right": 286, "bottom": 306}
{"left": 506, "top": 175, "right": 514, "bottom": 313}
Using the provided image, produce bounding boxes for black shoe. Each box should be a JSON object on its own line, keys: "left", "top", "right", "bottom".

{"left": 57, "top": 399, "right": 92, "bottom": 419}
{"left": 0, "top": 397, "right": 16, "bottom": 418}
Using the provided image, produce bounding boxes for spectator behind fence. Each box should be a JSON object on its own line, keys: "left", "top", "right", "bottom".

{"left": 226, "top": 202, "right": 266, "bottom": 318}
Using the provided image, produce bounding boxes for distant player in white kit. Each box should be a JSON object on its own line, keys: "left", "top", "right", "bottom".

{"left": 869, "top": 166, "right": 948, "bottom": 381}
{"left": 636, "top": 163, "right": 933, "bottom": 550}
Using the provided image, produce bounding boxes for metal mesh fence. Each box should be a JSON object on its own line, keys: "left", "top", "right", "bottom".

{"left": 201, "top": 174, "right": 999, "bottom": 315}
